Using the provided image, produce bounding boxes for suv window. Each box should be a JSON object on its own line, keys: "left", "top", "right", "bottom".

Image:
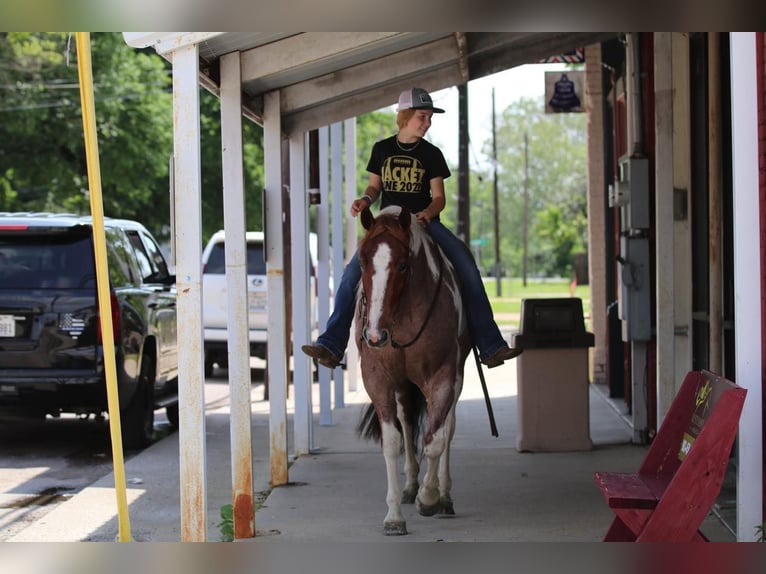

{"left": 140, "top": 230, "right": 171, "bottom": 278}
{"left": 204, "top": 241, "right": 267, "bottom": 275}
{"left": 126, "top": 229, "right": 170, "bottom": 283}
{"left": 0, "top": 229, "right": 94, "bottom": 289}
{"left": 105, "top": 228, "right": 134, "bottom": 287}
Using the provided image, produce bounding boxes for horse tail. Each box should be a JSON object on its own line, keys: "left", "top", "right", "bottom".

{"left": 357, "top": 403, "right": 381, "bottom": 442}
{"left": 356, "top": 383, "right": 427, "bottom": 452}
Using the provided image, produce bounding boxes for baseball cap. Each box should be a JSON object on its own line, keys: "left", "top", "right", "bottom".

{"left": 396, "top": 87, "right": 445, "bottom": 113}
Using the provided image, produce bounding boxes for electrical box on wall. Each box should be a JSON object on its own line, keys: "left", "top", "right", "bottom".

{"left": 610, "top": 154, "right": 652, "bottom": 342}
{"left": 618, "top": 235, "right": 652, "bottom": 341}
{"left": 616, "top": 155, "right": 650, "bottom": 231}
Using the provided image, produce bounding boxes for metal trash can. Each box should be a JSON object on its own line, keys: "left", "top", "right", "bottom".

{"left": 511, "top": 298, "right": 595, "bottom": 452}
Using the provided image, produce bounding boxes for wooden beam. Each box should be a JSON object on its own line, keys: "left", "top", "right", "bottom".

{"left": 282, "top": 65, "right": 463, "bottom": 135}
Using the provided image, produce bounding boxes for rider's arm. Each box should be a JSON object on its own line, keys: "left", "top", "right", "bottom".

{"left": 415, "top": 177, "right": 446, "bottom": 225}
{"left": 351, "top": 173, "right": 382, "bottom": 217}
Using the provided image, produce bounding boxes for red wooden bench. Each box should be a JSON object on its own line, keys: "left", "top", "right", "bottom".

{"left": 593, "top": 370, "right": 746, "bottom": 542}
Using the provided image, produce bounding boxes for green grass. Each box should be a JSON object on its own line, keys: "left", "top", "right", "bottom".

{"left": 483, "top": 277, "right": 591, "bottom": 329}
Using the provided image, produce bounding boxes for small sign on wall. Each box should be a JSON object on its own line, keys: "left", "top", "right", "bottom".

{"left": 545, "top": 70, "right": 585, "bottom": 114}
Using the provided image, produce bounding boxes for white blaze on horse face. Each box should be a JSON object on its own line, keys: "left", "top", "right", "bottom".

{"left": 366, "top": 243, "right": 392, "bottom": 342}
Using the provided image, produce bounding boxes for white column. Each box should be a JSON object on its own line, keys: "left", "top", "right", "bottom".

{"left": 317, "top": 126, "right": 333, "bottom": 426}
{"left": 670, "top": 34, "right": 693, "bottom": 400}
{"left": 331, "top": 122, "right": 346, "bottom": 407}
{"left": 219, "top": 51, "right": 254, "bottom": 539}
{"left": 263, "top": 91, "right": 289, "bottom": 487}
{"left": 653, "top": 33, "right": 676, "bottom": 423}
{"left": 171, "top": 43, "right": 207, "bottom": 542}
{"left": 344, "top": 117, "right": 359, "bottom": 392}
{"left": 290, "top": 133, "right": 313, "bottom": 455}
{"left": 730, "top": 31, "right": 763, "bottom": 542}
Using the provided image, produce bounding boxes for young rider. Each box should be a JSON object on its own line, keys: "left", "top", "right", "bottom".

{"left": 302, "top": 87, "right": 522, "bottom": 369}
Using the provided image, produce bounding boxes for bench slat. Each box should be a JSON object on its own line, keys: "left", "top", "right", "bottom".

{"left": 594, "top": 472, "right": 659, "bottom": 509}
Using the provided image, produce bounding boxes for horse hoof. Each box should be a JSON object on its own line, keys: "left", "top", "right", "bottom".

{"left": 383, "top": 521, "right": 408, "bottom": 536}
{"left": 439, "top": 499, "right": 455, "bottom": 516}
{"left": 416, "top": 498, "right": 441, "bottom": 517}
{"left": 401, "top": 490, "right": 417, "bottom": 504}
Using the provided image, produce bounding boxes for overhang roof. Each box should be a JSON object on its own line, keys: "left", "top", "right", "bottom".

{"left": 124, "top": 32, "right": 618, "bottom": 134}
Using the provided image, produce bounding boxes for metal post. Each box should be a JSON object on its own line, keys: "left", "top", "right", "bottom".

{"left": 523, "top": 131, "right": 529, "bottom": 287}
{"left": 290, "top": 133, "right": 313, "bottom": 456}
{"left": 220, "top": 50, "right": 255, "bottom": 540}
{"left": 316, "top": 127, "right": 333, "bottom": 426}
{"left": 263, "top": 91, "right": 289, "bottom": 487}
{"left": 491, "top": 88, "right": 501, "bottom": 296}
{"left": 171, "top": 42, "right": 207, "bottom": 542}
{"left": 457, "top": 83, "right": 470, "bottom": 244}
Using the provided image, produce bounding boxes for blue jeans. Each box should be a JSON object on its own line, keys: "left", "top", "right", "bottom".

{"left": 315, "top": 220, "right": 507, "bottom": 362}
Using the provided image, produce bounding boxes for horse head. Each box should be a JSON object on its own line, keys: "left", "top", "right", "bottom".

{"left": 358, "top": 206, "right": 413, "bottom": 348}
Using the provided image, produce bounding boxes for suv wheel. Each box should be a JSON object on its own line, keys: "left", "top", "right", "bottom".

{"left": 165, "top": 403, "right": 179, "bottom": 427}
{"left": 121, "top": 355, "right": 155, "bottom": 449}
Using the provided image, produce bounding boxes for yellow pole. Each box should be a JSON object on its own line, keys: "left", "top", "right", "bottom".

{"left": 75, "top": 32, "right": 133, "bottom": 542}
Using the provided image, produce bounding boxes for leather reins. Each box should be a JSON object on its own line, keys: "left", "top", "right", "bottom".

{"left": 359, "top": 229, "right": 444, "bottom": 350}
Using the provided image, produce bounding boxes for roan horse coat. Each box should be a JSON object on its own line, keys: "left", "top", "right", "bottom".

{"left": 355, "top": 205, "right": 471, "bottom": 535}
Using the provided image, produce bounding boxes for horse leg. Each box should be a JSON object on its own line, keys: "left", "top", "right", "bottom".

{"left": 416, "top": 422, "right": 447, "bottom": 517}
{"left": 417, "top": 379, "right": 460, "bottom": 518}
{"left": 380, "top": 419, "right": 407, "bottom": 535}
{"left": 397, "top": 393, "right": 420, "bottom": 504}
{"left": 437, "top": 405, "right": 457, "bottom": 515}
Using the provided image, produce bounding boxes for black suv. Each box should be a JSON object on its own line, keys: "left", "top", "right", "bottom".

{"left": 0, "top": 212, "right": 179, "bottom": 449}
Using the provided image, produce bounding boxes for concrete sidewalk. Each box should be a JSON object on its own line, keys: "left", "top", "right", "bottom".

{"left": 10, "top": 353, "right": 665, "bottom": 543}
{"left": 249, "top": 366, "right": 643, "bottom": 543}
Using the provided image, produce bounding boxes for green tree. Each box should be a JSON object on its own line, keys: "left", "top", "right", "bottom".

{"left": 310, "top": 109, "right": 394, "bottom": 243}
{"left": 469, "top": 95, "right": 588, "bottom": 278}
{"left": 354, "top": 109, "right": 395, "bottom": 196}
{"left": 0, "top": 33, "right": 174, "bottom": 239}
{"left": 198, "top": 90, "right": 264, "bottom": 245}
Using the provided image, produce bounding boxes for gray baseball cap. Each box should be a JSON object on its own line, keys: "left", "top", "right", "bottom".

{"left": 396, "top": 87, "right": 445, "bottom": 113}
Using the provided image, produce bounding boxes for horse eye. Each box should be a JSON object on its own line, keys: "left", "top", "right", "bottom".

{"left": 398, "top": 262, "right": 408, "bottom": 273}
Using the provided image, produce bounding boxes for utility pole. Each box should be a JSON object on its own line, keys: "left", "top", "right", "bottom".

{"left": 491, "top": 88, "right": 501, "bottom": 296}
{"left": 522, "top": 131, "right": 529, "bottom": 287}
{"left": 457, "top": 84, "right": 470, "bottom": 245}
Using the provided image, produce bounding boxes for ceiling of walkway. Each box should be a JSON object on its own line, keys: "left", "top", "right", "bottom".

{"left": 130, "top": 32, "right": 618, "bottom": 134}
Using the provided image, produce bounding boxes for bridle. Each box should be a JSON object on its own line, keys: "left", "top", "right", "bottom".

{"left": 360, "top": 231, "right": 444, "bottom": 349}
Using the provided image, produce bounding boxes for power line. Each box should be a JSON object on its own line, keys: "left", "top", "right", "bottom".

{"left": 0, "top": 92, "right": 168, "bottom": 112}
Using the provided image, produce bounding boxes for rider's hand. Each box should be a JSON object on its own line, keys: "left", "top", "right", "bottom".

{"left": 350, "top": 197, "right": 371, "bottom": 217}
{"left": 415, "top": 210, "right": 431, "bottom": 226}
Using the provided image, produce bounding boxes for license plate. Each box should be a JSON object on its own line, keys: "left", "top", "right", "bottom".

{"left": 0, "top": 315, "right": 15, "bottom": 337}
{"left": 248, "top": 292, "right": 267, "bottom": 312}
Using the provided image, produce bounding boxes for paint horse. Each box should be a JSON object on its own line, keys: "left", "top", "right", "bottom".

{"left": 355, "top": 205, "right": 471, "bottom": 535}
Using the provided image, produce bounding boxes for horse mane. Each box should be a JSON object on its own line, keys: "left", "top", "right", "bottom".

{"left": 360, "top": 206, "right": 440, "bottom": 278}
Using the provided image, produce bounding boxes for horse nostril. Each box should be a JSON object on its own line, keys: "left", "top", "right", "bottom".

{"left": 363, "top": 327, "right": 390, "bottom": 348}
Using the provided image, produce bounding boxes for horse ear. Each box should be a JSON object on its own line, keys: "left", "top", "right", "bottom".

{"left": 361, "top": 206, "right": 374, "bottom": 230}
{"left": 398, "top": 207, "right": 411, "bottom": 230}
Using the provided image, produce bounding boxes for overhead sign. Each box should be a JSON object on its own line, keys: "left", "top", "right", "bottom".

{"left": 545, "top": 70, "right": 585, "bottom": 114}
{"left": 538, "top": 48, "right": 585, "bottom": 63}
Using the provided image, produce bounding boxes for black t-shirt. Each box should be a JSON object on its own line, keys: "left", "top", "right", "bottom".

{"left": 366, "top": 135, "right": 451, "bottom": 216}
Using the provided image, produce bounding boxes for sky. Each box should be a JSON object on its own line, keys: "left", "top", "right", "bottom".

{"left": 407, "top": 63, "right": 576, "bottom": 171}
